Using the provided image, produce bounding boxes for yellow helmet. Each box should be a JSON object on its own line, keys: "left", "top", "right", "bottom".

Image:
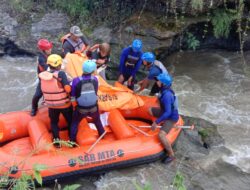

{"left": 47, "top": 54, "right": 62, "bottom": 67}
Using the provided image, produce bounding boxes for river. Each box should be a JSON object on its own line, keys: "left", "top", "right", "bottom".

{"left": 0, "top": 50, "right": 250, "bottom": 190}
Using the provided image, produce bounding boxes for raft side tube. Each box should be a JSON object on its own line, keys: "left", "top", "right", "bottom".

{"left": 28, "top": 119, "right": 55, "bottom": 154}
{"left": 0, "top": 112, "right": 31, "bottom": 143}
{"left": 108, "top": 109, "right": 134, "bottom": 139}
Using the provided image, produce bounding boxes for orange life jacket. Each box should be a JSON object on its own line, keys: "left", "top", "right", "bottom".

{"left": 61, "top": 33, "right": 86, "bottom": 54}
{"left": 39, "top": 71, "right": 70, "bottom": 108}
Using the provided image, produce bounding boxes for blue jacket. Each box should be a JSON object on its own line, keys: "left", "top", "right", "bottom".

{"left": 119, "top": 47, "right": 142, "bottom": 78}
{"left": 155, "top": 87, "right": 179, "bottom": 124}
{"left": 148, "top": 60, "right": 168, "bottom": 80}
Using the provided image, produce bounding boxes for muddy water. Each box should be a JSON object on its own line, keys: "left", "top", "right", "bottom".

{"left": 0, "top": 50, "right": 250, "bottom": 189}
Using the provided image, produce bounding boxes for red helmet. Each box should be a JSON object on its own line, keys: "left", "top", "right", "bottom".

{"left": 37, "top": 39, "right": 53, "bottom": 51}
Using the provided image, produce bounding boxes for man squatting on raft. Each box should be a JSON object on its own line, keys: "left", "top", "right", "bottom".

{"left": 149, "top": 73, "right": 179, "bottom": 164}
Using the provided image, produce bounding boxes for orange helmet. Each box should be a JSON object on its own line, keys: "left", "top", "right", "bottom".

{"left": 37, "top": 39, "right": 53, "bottom": 51}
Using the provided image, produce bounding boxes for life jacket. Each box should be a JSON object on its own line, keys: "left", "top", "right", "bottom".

{"left": 77, "top": 76, "right": 98, "bottom": 109}
{"left": 159, "top": 88, "right": 178, "bottom": 111}
{"left": 125, "top": 47, "right": 141, "bottom": 68}
{"left": 39, "top": 71, "right": 70, "bottom": 108}
{"left": 61, "top": 33, "right": 86, "bottom": 53}
{"left": 154, "top": 60, "right": 168, "bottom": 74}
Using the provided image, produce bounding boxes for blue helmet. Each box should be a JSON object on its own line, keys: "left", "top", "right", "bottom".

{"left": 132, "top": 39, "right": 142, "bottom": 52}
{"left": 82, "top": 60, "right": 97, "bottom": 74}
{"left": 156, "top": 73, "right": 173, "bottom": 86}
{"left": 142, "top": 52, "right": 155, "bottom": 63}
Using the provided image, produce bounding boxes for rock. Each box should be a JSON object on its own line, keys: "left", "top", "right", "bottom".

{"left": 31, "top": 11, "right": 69, "bottom": 38}
{"left": 0, "top": 1, "right": 69, "bottom": 55}
{"left": 175, "top": 115, "right": 224, "bottom": 161}
{"left": 91, "top": 26, "right": 112, "bottom": 43}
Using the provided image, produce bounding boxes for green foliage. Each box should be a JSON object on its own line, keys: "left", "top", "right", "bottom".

{"left": 52, "top": 0, "right": 90, "bottom": 19}
{"left": 9, "top": 0, "right": 34, "bottom": 13}
{"left": 12, "top": 173, "right": 35, "bottom": 190}
{"left": 32, "top": 164, "right": 47, "bottom": 186}
{"left": 63, "top": 184, "right": 81, "bottom": 190}
{"left": 211, "top": 9, "right": 237, "bottom": 38}
{"left": 133, "top": 181, "right": 152, "bottom": 190}
{"left": 0, "top": 176, "right": 9, "bottom": 188}
{"left": 198, "top": 128, "right": 209, "bottom": 138}
{"left": 191, "top": 0, "right": 203, "bottom": 11}
{"left": 186, "top": 32, "right": 200, "bottom": 50}
{"left": 173, "top": 172, "right": 187, "bottom": 190}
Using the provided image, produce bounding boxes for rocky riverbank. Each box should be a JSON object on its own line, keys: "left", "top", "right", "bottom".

{"left": 1, "top": 0, "right": 250, "bottom": 59}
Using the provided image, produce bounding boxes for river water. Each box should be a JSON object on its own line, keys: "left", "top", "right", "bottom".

{"left": 0, "top": 50, "right": 250, "bottom": 189}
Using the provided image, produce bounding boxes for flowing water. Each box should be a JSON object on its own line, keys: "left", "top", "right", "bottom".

{"left": 0, "top": 50, "right": 250, "bottom": 190}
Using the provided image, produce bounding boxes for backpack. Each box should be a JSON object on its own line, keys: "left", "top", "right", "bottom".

{"left": 77, "top": 76, "right": 97, "bottom": 109}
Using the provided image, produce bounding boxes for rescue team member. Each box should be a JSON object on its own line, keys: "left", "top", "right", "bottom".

{"left": 117, "top": 39, "right": 143, "bottom": 90}
{"left": 88, "top": 43, "right": 111, "bottom": 80}
{"left": 70, "top": 60, "right": 105, "bottom": 144}
{"left": 138, "top": 52, "right": 168, "bottom": 95}
{"left": 61, "top": 25, "right": 90, "bottom": 57}
{"left": 149, "top": 73, "right": 179, "bottom": 164}
{"left": 39, "top": 54, "right": 72, "bottom": 148}
{"left": 30, "top": 39, "right": 52, "bottom": 116}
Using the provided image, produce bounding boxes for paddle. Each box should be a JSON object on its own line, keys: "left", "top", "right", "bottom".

{"left": 86, "top": 130, "right": 107, "bottom": 153}
{"left": 138, "top": 125, "right": 195, "bottom": 130}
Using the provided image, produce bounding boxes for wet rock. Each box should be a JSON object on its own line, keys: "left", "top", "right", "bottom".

{"left": 175, "top": 115, "right": 224, "bottom": 160}
{"left": 91, "top": 26, "right": 112, "bottom": 43}
{"left": 0, "top": 2, "right": 69, "bottom": 55}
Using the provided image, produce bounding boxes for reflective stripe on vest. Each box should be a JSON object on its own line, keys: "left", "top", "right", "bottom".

{"left": 125, "top": 48, "right": 140, "bottom": 68}
{"left": 40, "top": 71, "right": 70, "bottom": 107}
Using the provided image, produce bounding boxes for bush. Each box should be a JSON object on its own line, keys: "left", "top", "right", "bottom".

{"left": 211, "top": 9, "right": 237, "bottom": 38}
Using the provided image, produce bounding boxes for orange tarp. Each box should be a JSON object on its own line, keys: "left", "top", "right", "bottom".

{"left": 63, "top": 52, "right": 88, "bottom": 79}
{"left": 63, "top": 53, "right": 144, "bottom": 111}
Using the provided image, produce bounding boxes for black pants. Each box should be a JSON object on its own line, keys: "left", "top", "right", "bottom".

{"left": 70, "top": 106, "right": 105, "bottom": 142}
{"left": 48, "top": 106, "right": 73, "bottom": 139}
{"left": 150, "top": 82, "right": 161, "bottom": 96}
{"left": 31, "top": 81, "right": 43, "bottom": 110}
{"left": 122, "top": 73, "right": 136, "bottom": 90}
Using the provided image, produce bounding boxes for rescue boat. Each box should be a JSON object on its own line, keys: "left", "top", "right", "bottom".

{"left": 0, "top": 94, "right": 183, "bottom": 182}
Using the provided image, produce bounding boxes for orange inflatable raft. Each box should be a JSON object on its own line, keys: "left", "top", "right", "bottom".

{"left": 0, "top": 95, "right": 183, "bottom": 182}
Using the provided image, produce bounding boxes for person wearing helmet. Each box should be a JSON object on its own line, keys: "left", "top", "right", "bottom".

{"left": 61, "top": 25, "right": 90, "bottom": 57}
{"left": 30, "top": 39, "right": 53, "bottom": 116}
{"left": 149, "top": 73, "right": 179, "bottom": 164}
{"left": 117, "top": 39, "right": 143, "bottom": 90}
{"left": 70, "top": 60, "right": 105, "bottom": 145}
{"left": 39, "top": 54, "right": 72, "bottom": 148}
{"left": 138, "top": 52, "right": 168, "bottom": 95}
{"left": 87, "top": 42, "right": 111, "bottom": 80}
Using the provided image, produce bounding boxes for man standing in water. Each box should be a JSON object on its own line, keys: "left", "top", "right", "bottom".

{"left": 30, "top": 39, "right": 52, "bottom": 116}
{"left": 149, "top": 73, "right": 179, "bottom": 164}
